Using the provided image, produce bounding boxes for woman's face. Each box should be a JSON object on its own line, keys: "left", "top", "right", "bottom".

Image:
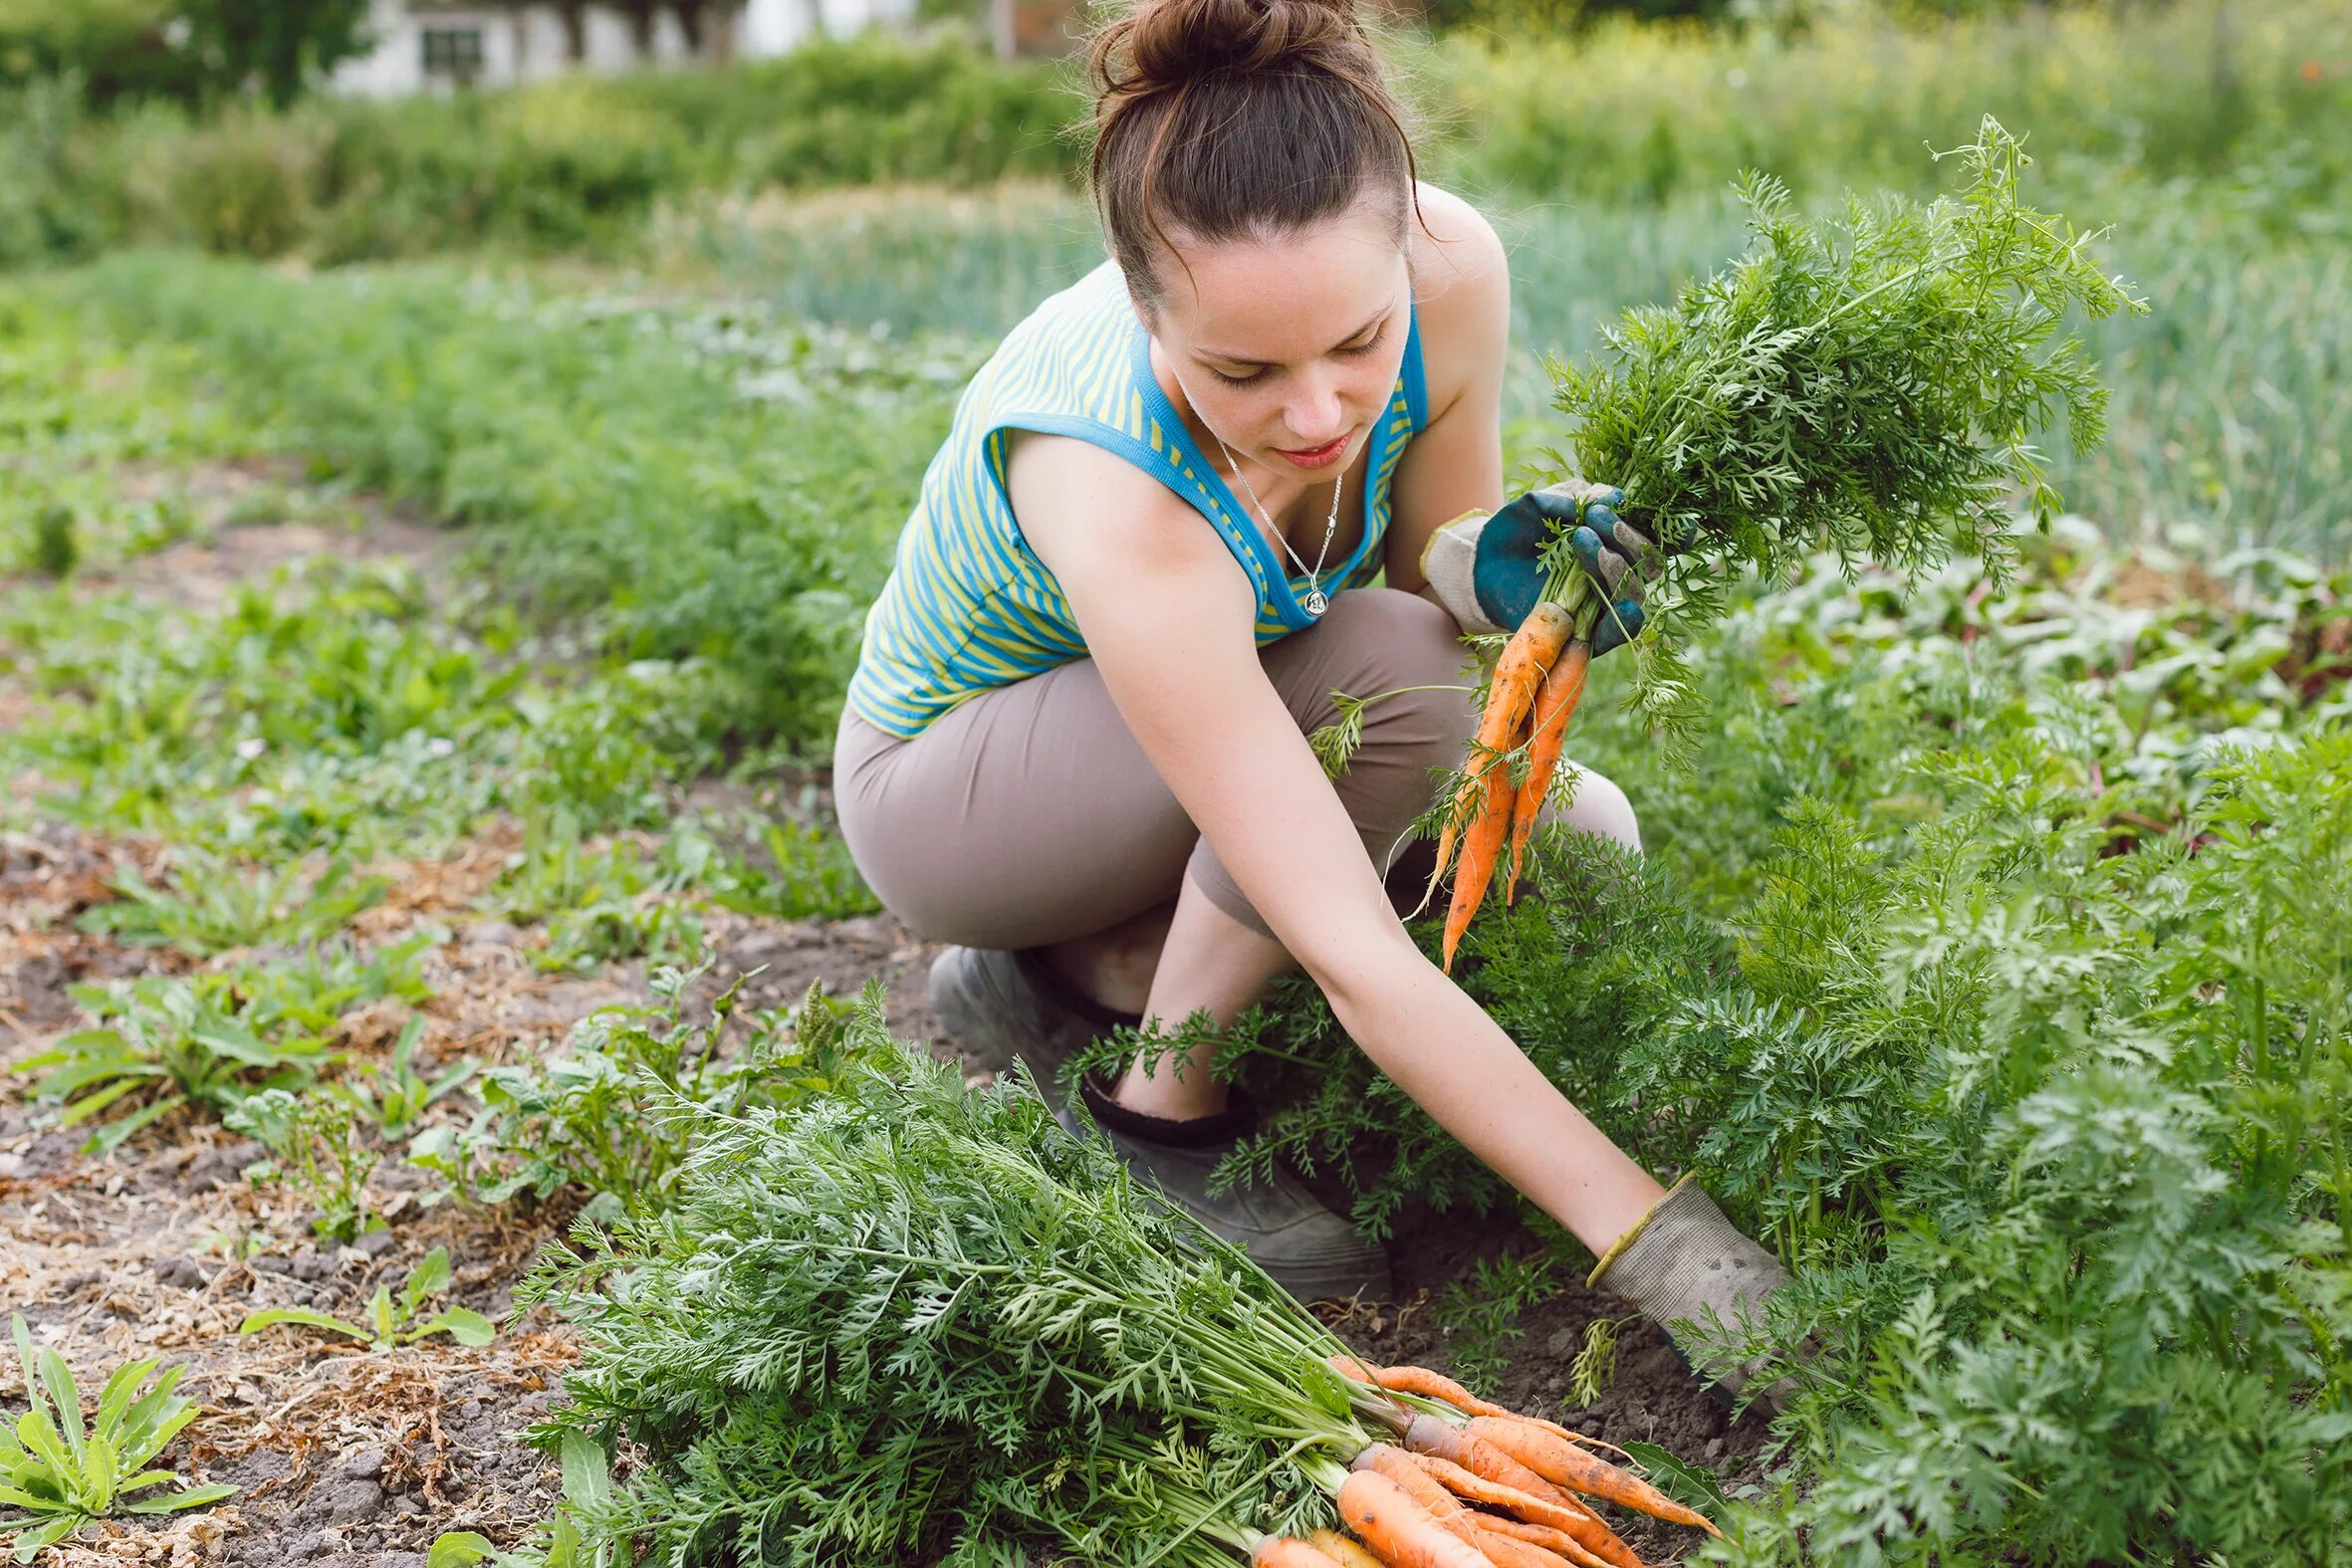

{"left": 1138, "top": 196, "right": 1411, "bottom": 479}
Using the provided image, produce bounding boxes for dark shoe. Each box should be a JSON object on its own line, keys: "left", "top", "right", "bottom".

{"left": 928, "top": 945, "right": 1139, "bottom": 1108}
{"left": 1059, "top": 1070, "right": 1392, "bottom": 1304}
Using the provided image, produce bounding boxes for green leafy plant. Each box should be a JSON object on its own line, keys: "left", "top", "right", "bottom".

{"left": 77, "top": 851, "right": 390, "bottom": 957}
{"left": 406, "top": 965, "right": 889, "bottom": 1224}
{"left": 238, "top": 1246, "right": 494, "bottom": 1351}
{"left": 0, "top": 1314, "right": 235, "bottom": 1561}
{"left": 1433, "top": 1249, "right": 1565, "bottom": 1396}
{"left": 16, "top": 974, "right": 332, "bottom": 1154}
{"left": 221, "top": 1086, "right": 380, "bottom": 1243}
{"left": 516, "top": 994, "right": 1389, "bottom": 1567}
{"left": 1566, "top": 1317, "right": 1629, "bottom": 1410}
{"left": 334, "top": 1015, "right": 477, "bottom": 1141}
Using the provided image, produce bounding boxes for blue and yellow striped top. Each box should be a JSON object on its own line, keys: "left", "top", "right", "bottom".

{"left": 847, "top": 258, "right": 1431, "bottom": 739}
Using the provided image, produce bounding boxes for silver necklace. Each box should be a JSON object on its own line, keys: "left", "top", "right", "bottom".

{"left": 1207, "top": 424, "right": 1344, "bottom": 619}
{"left": 1176, "top": 373, "right": 1345, "bottom": 620}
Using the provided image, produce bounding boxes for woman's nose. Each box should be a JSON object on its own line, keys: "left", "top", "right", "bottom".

{"left": 1284, "top": 374, "right": 1347, "bottom": 445}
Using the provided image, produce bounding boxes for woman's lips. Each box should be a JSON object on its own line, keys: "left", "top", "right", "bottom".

{"left": 1274, "top": 433, "right": 1349, "bottom": 470}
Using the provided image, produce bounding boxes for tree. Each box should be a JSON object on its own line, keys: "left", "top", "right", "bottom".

{"left": 171, "top": 0, "right": 375, "bottom": 107}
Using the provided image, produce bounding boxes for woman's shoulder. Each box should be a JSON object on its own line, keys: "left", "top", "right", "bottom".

{"left": 1405, "top": 182, "right": 1512, "bottom": 425}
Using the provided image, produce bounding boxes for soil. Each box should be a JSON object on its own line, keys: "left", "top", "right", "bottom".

{"left": 3, "top": 506, "right": 1755, "bottom": 1565}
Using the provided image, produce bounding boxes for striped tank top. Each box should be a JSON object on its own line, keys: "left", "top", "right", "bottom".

{"left": 846, "top": 258, "right": 1431, "bottom": 740}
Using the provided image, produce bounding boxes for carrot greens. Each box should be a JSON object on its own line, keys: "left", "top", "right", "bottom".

{"left": 1542, "top": 116, "right": 2145, "bottom": 763}
{"left": 516, "top": 997, "right": 1379, "bottom": 1566}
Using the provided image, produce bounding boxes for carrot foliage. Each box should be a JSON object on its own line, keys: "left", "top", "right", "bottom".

{"left": 513, "top": 1004, "right": 1378, "bottom": 1566}
{"left": 1544, "top": 115, "right": 2145, "bottom": 762}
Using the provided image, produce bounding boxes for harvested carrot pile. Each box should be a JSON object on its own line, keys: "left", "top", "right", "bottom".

{"left": 518, "top": 1004, "right": 1719, "bottom": 1566}
{"left": 1428, "top": 118, "right": 2143, "bottom": 964}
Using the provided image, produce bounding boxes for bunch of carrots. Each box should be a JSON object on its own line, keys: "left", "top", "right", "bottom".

{"left": 1426, "top": 568, "right": 1608, "bottom": 972}
{"left": 1248, "top": 1357, "right": 1718, "bottom": 1568}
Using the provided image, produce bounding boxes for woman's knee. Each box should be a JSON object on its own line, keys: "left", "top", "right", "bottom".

{"left": 1548, "top": 763, "right": 1641, "bottom": 852}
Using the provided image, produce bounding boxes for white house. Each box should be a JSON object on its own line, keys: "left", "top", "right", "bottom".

{"left": 330, "top": 0, "right": 921, "bottom": 97}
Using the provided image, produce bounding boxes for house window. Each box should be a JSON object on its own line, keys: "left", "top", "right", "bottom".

{"left": 420, "top": 27, "right": 485, "bottom": 80}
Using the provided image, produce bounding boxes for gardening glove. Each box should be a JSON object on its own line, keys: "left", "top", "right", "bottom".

{"left": 1587, "top": 1172, "right": 1798, "bottom": 1413}
{"left": 1418, "top": 479, "right": 1655, "bottom": 656}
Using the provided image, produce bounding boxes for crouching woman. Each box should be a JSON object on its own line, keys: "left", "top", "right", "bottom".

{"left": 832, "top": 0, "right": 1791, "bottom": 1403}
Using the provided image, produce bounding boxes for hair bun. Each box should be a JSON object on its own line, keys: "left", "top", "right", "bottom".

{"left": 1115, "top": 0, "right": 1365, "bottom": 94}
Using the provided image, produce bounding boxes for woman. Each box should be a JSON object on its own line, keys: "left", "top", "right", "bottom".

{"left": 835, "top": 0, "right": 1789, "bottom": 1398}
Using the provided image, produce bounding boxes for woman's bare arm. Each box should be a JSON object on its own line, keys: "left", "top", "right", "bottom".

{"left": 1386, "top": 184, "right": 1513, "bottom": 594}
{"left": 1010, "top": 432, "right": 1663, "bottom": 1254}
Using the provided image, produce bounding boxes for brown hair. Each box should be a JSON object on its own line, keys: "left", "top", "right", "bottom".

{"left": 1085, "top": 0, "right": 1422, "bottom": 312}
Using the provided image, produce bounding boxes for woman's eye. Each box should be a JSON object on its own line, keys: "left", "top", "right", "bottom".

{"left": 1339, "top": 324, "right": 1387, "bottom": 357}
{"left": 1209, "top": 365, "right": 1267, "bottom": 387}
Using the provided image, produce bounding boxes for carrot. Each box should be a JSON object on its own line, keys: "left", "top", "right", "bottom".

{"left": 1467, "top": 1526, "right": 1576, "bottom": 1568}
{"left": 1365, "top": 1366, "right": 1620, "bottom": 1459}
{"left": 1328, "top": 1353, "right": 1381, "bottom": 1383}
{"left": 1424, "top": 601, "right": 1575, "bottom": 912}
{"left": 1255, "top": 1539, "right": 1350, "bottom": 1568}
{"left": 1478, "top": 1515, "right": 1619, "bottom": 1568}
{"left": 1405, "top": 1454, "right": 1643, "bottom": 1568}
{"left": 1354, "top": 1445, "right": 1469, "bottom": 1521}
{"left": 1311, "top": 1529, "right": 1393, "bottom": 1568}
{"left": 1465, "top": 1417, "right": 1720, "bottom": 1536}
{"left": 1440, "top": 720, "right": 1521, "bottom": 973}
{"left": 1505, "top": 639, "right": 1590, "bottom": 903}
{"left": 1364, "top": 1365, "right": 1528, "bottom": 1422}
{"left": 1403, "top": 1414, "right": 1569, "bottom": 1505}
{"left": 1335, "top": 1469, "right": 1497, "bottom": 1568}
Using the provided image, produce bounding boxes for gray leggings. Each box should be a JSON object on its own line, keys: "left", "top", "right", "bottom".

{"left": 832, "top": 587, "right": 1638, "bottom": 948}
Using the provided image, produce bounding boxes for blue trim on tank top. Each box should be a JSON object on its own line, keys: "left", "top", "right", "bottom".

{"left": 1124, "top": 293, "right": 1427, "bottom": 632}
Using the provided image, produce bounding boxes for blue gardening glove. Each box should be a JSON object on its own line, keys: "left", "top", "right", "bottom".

{"left": 1419, "top": 479, "right": 1660, "bottom": 657}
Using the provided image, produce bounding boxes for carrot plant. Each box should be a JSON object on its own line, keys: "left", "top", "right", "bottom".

{"left": 1549, "top": 116, "right": 2144, "bottom": 758}
{"left": 1408, "top": 117, "right": 2147, "bottom": 957}
{"left": 516, "top": 995, "right": 1721, "bottom": 1566}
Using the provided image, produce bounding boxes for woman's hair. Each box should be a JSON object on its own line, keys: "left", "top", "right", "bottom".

{"left": 1085, "top": 0, "right": 1421, "bottom": 311}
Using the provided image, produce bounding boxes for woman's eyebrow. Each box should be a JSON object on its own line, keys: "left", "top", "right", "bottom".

{"left": 1199, "top": 306, "right": 1391, "bottom": 367}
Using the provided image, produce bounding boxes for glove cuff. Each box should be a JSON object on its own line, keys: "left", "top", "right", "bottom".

{"left": 1417, "top": 507, "right": 1494, "bottom": 576}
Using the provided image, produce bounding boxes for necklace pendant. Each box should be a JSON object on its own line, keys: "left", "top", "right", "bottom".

{"left": 1302, "top": 586, "right": 1329, "bottom": 618}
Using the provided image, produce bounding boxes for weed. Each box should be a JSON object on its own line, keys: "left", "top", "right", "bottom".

{"left": 407, "top": 966, "right": 890, "bottom": 1225}
{"left": 222, "top": 1087, "right": 380, "bottom": 1244}
{"left": 237, "top": 1246, "right": 493, "bottom": 1352}
{"left": 0, "top": 1314, "right": 236, "bottom": 1560}
{"left": 333, "top": 1016, "right": 476, "bottom": 1142}
{"left": 77, "top": 852, "right": 390, "bottom": 957}
{"left": 17, "top": 975, "right": 331, "bottom": 1154}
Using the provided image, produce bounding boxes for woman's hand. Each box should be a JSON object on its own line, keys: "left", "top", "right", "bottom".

{"left": 1420, "top": 478, "right": 1666, "bottom": 655}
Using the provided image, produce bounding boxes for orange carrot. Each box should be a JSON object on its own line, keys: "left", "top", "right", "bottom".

{"left": 1478, "top": 1515, "right": 1618, "bottom": 1568}
{"left": 1466, "top": 1417, "right": 1720, "bottom": 1536}
{"left": 1403, "top": 1414, "right": 1569, "bottom": 1506}
{"left": 1505, "top": 639, "right": 1590, "bottom": 903}
{"left": 1404, "top": 1454, "right": 1643, "bottom": 1568}
{"left": 1355, "top": 1445, "right": 1469, "bottom": 1521}
{"left": 1336, "top": 1469, "right": 1496, "bottom": 1568}
{"left": 1366, "top": 1365, "right": 1620, "bottom": 1459}
{"left": 1425, "top": 601, "right": 1574, "bottom": 908}
{"left": 1441, "top": 720, "right": 1521, "bottom": 973}
{"left": 1255, "top": 1539, "right": 1350, "bottom": 1568}
{"left": 1468, "top": 1526, "right": 1576, "bottom": 1568}
{"left": 1311, "top": 1529, "right": 1392, "bottom": 1568}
